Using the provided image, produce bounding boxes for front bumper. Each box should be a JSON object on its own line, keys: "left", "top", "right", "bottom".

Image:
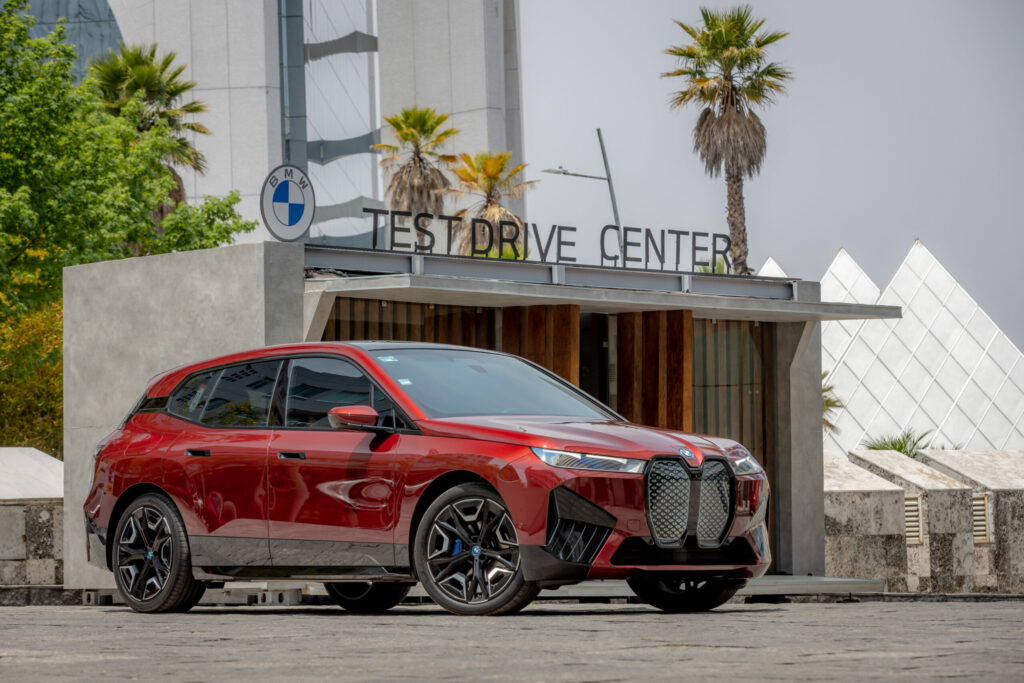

{"left": 518, "top": 461, "right": 770, "bottom": 587}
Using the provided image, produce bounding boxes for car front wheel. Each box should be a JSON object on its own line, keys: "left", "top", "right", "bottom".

{"left": 414, "top": 484, "right": 539, "bottom": 616}
{"left": 627, "top": 575, "right": 744, "bottom": 612}
{"left": 324, "top": 582, "right": 413, "bottom": 613}
{"left": 112, "top": 493, "right": 204, "bottom": 613}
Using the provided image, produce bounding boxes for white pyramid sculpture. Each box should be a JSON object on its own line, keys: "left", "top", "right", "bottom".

{"left": 756, "top": 257, "right": 789, "bottom": 278}
{"left": 819, "top": 249, "right": 882, "bottom": 373}
{"left": 822, "top": 241, "right": 1024, "bottom": 453}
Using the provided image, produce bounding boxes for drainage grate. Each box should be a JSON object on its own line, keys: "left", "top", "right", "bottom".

{"left": 972, "top": 493, "right": 992, "bottom": 544}
{"left": 904, "top": 496, "right": 922, "bottom": 545}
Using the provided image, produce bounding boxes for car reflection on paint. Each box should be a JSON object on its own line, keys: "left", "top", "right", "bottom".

{"left": 85, "top": 342, "right": 770, "bottom": 615}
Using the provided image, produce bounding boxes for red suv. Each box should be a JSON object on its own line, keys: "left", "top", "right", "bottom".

{"left": 85, "top": 342, "right": 769, "bottom": 615}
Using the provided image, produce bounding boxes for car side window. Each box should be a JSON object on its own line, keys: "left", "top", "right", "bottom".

{"left": 200, "top": 361, "right": 282, "bottom": 427}
{"left": 286, "top": 357, "right": 372, "bottom": 428}
{"left": 168, "top": 370, "right": 219, "bottom": 421}
{"left": 285, "top": 357, "right": 408, "bottom": 429}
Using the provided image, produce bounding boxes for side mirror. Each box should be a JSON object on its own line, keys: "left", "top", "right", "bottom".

{"left": 328, "top": 405, "right": 379, "bottom": 429}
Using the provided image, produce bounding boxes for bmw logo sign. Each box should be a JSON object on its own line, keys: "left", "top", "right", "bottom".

{"left": 679, "top": 446, "right": 697, "bottom": 463}
{"left": 260, "top": 164, "right": 315, "bottom": 241}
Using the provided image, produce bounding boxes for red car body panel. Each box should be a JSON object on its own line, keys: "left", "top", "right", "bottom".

{"left": 85, "top": 342, "right": 771, "bottom": 585}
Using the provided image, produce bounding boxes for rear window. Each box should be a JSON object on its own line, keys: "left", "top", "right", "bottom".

{"left": 200, "top": 361, "right": 282, "bottom": 427}
{"left": 168, "top": 370, "right": 218, "bottom": 421}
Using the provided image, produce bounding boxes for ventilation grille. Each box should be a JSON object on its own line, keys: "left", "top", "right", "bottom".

{"left": 646, "top": 459, "right": 690, "bottom": 548}
{"left": 696, "top": 460, "right": 732, "bottom": 547}
{"left": 547, "top": 518, "right": 611, "bottom": 565}
{"left": 904, "top": 496, "right": 922, "bottom": 545}
{"left": 972, "top": 493, "right": 992, "bottom": 544}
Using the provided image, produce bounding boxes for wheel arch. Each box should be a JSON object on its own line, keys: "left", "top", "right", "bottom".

{"left": 407, "top": 470, "right": 497, "bottom": 555}
{"left": 104, "top": 482, "right": 176, "bottom": 571}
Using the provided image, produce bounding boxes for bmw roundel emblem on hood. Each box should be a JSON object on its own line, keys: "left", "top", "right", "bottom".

{"left": 679, "top": 446, "right": 696, "bottom": 462}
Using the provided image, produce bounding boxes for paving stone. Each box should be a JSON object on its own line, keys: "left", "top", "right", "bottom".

{"left": 0, "top": 602, "right": 1021, "bottom": 680}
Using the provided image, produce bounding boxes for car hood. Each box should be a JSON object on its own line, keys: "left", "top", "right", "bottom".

{"left": 415, "top": 415, "right": 747, "bottom": 466}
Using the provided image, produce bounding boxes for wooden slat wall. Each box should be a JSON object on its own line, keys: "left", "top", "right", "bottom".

{"left": 690, "top": 319, "right": 773, "bottom": 470}
{"left": 323, "top": 298, "right": 495, "bottom": 349}
{"left": 500, "top": 304, "right": 580, "bottom": 385}
{"left": 615, "top": 310, "right": 692, "bottom": 430}
{"left": 324, "top": 298, "right": 578, "bottom": 384}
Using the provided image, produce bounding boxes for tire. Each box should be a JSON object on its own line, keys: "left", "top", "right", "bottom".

{"left": 324, "top": 582, "right": 413, "bottom": 613}
{"left": 627, "top": 574, "right": 744, "bottom": 613}
{"left": 413, "top": 483, "right": 539, "bottom": 616}
{"left": 112, "top": 492, "right": 203, "bottom": 613}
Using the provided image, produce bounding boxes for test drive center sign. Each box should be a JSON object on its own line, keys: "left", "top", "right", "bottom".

{"left": 261, "top": 164, "right": 315, "bottom": 241}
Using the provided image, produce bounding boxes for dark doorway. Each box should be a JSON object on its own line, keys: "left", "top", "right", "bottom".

{"left": 579, "top": 313, "right": 610, "bottom": 405}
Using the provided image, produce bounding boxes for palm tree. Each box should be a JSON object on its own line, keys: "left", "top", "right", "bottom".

{"left": 372, "top": 107, "right": 459, "bottom": 244}
{"left": 822, "top": 371, "right": 844, "bottom": 434}
{"left": 663, "top": 6, "right": 790, "bottom": 275}
{"left": 439, "top": 152, "right": 536, "bottom": 256}
{"left": 89, "top": 43, "right": 210, "bottom": 175}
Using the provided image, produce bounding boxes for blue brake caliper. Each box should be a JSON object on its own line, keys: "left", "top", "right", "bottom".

{"left": 453, "top": 539, "right": 463, "bottom": 556}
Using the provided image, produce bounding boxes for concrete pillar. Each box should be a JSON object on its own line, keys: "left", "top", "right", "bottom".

{"left": 62, "top": 242, "right": 304, "bottom": 588}
{"left": 772, "top": 320, "right": 826, "bottom": 575}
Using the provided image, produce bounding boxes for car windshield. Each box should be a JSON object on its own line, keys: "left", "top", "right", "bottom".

{"left": 370, "top": 348, "right": 614, "bottom": 420}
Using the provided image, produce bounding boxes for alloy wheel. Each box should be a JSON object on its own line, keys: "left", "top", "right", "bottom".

{"left": 117, "top": 505, "right": 173, "bottom": 601}
{"left": 425, "top": 497, "right": 520, "bottom": 605}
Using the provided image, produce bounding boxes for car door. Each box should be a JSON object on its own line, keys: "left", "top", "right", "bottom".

{"left": 161, "top": 360, "right": 282, "bottom": 568}
{"left": 267, "top": 355, "right": 410, "bottom": 568}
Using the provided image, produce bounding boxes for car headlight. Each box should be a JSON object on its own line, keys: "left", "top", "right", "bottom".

{"left": 531, "top": 447, "right": 645, "bottom": 474}
{"left": 729, "top": 452, "right": 764, "bottom": 476}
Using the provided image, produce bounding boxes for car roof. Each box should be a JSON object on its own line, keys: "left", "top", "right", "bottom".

{"left": 145, "top": 341, "right": 505, "bottom": 396}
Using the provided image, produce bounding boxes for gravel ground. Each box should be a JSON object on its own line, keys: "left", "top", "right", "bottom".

{"left": 0, "top": 601, "right": 1022, "bottom": 681}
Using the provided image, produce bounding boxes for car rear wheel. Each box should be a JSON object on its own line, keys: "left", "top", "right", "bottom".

{"left": 324, "top": 582, "right": 413, "bottom": 613}
{"left": 414, "top": 484, "right": 539, "bottom": 616}
{"left": 113, "top": 493, "right": 203, "bottom": 613}
{"left": 627, "top": 575, "right": 744, "bottom": 613}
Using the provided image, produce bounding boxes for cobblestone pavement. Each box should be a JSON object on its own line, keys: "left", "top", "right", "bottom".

{"left": 0, "top": 601, "right": 1022, "bottom": 681}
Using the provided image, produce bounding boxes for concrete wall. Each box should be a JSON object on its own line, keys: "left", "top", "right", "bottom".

{"left": 849, "top": 450, "right": 974, "bottom": 592}
{"left": 377, "top": 0, "right": 525, "bottom": 218}
{"left": 822, "top": 452, "right": 907, "bottom": 591}
{"left": 62, "top": 242, "right": 305, "bottom": 588}
{"left": 917, "top": 449, "right": 1024, "bottom": 593}
{"left": 0, "top": 499, "right": 63, "bottom": 586}
{"left": 772, "top": 319, "right": 826, "bottom": 575}
{"left": 107, "top": 0, "right": 283, "bottom": 240}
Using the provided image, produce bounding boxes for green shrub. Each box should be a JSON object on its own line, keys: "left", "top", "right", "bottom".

{"left": 0, "top": 301, "right": 62, "bottom": 459}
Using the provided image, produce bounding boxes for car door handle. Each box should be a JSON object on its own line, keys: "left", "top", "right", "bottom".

{"left": 277, "top": 451, "right": 306, "bottom": 460}
{"left": 185, "top": 449, "right": 211, "bottom": 457}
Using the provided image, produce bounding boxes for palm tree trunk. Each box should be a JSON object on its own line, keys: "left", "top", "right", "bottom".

{"left": 725, "top": 172, "right": 749, "bottom": 275}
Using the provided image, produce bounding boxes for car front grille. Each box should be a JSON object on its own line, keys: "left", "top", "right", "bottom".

{"left": 697, "top": 460, "right": 732, "bottom": 547}
{"left": 646, "top": 458, "right": 733, "bottom": 549}
{"left": 646, "top": 459, "right": 691, "bottom": 548}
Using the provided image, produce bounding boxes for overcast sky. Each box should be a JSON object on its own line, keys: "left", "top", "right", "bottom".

{"left": 517, "top": 0, "right": 1024, "bottom": 347}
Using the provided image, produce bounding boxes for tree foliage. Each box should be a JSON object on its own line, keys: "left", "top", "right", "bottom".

{"left": 822, "top": 371, "right": 844, "bottom": 434}
{"left": 663, "top": 5, "right": 790, "bottom": 275}
{"left": 0, "top": 301, "right": 62, "bottom": 458}
{"left": 89, "top": 42, "right": 210, "bottom": 172}
{"left": 440, "top": 152, "right": 536, "bottom": 255}
{"left": 372, "top": 107, "right": 458, "bottom": 241}
{"left": 0, "top": 0, "right": 254, "bottom": 320}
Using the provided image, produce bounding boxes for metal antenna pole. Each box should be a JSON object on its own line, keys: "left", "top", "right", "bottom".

{"left": 596, "top": 128, "right": 624, "bottom": 266}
